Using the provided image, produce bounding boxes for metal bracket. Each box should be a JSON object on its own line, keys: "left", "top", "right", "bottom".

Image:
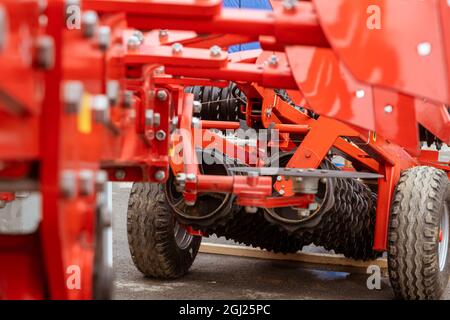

{"left": 229, "top": 167, "right": 383, "bottom": 179}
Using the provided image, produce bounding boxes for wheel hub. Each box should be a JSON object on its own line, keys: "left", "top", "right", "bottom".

{"left": 438, "top": 203, "right": 449, "bottom": 272}
{"left": 174, "top": 221, "right": 193, "bottom": 250}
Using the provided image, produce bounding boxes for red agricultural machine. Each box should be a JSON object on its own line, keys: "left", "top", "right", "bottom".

{"left": 0, "top": 0, "right": 449, "bottom": 300}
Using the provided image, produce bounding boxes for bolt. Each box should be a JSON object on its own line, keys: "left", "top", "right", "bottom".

{"left": 265, "top": 109, "right": 272, "bottom": 118}
{"left": 210, "top": 45, "right": 221, "bottom": 57}
{"left": 176, "top": 173, "right": 186, "bottom": 181}
{"left": 63, "top": 81, "right": 84, "bottom": 113}
{"left": 127, "top": 35, "right": 141, "bottom": 51}
{"left": 320, "top": 177, "right": 327, "bottom": 184}
{"left": 115, "top": 169, "right": 126, "bottom": 180}
{"left": 154, "top": 170, "right": 166, "bottom": 182}
{"left": 97, "top": 26, "right": 111, "bottom": 51}
{"left": 61, "top": 170, "right": 77, "bottom": 198}
{"left": 276, "top": 176, "right": 283, "bottom": 182}
{"left": 279, "top": 189, "right": 285, "bottom": 196}
{"left": 299, "top": 209, "right": 310, "bottom": 218}
{"left": 92, "top": 94, "right": 110, "bottom": 123}
{"left": 267, "top": 54, "right": 278, "bottom": 67}
{"left": 159, "top": 29, "right": 169, "bottom": 40}
{"left": 35, "top": 36, "right": 55, "bottom": 70}
{"left": 356, "top": 89, "right": 365, "bottom": 99}
{"left": 155, "top": 130, "right": 166, "bottom": 141}
{"left": 245, "top": 206, "right": 258, "bottom": 214}
{"left": 417, "top": 42, "right": 432, "bottom": 57}
{"left": 79, "top": 169, "right": 94, "bottom": 196}
{"left": 0, "top": 5, "right": 7, "bottom": 53}
{"left": 172, "top": 42, "right": 183, "bottom": 54}
{"left": 192, "top": 117, "right": 201, "bottom": 129}
{"left": 82, "top": 10, "right": 98, "bottom": 38}
{"left": 384, "top": 104, "right": 393, "bottom": 114}
{"left": 283, "top": 0, "right": 298, "bottom": 11}
{"left": 132, "top": 30, "right": 144, "bottom": 43}
{"left": 157, "top": 90, "right": 168, "bottom": 102}
{"left": 106, "top": 80, "right": 120, "bottom": 106}
{"left": 193, "top": 101, "right": 202, "bottom": 114}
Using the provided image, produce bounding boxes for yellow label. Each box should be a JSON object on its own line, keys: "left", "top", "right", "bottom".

{"left": 78, "top": 94, "right": 92, "bottom": 134}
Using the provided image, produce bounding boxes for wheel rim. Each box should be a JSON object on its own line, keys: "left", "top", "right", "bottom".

{"left": 174, "top": 220, "right": 193, "bottom": 250}
{"left": 438, "top": 203, "right": 449, "bottom": 272}
{"left": 165, "top": 149, "right": 233, "bottom": 223}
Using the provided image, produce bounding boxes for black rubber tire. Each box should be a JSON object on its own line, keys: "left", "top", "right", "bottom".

{"left": 127, "top": 183, "right": 202, "bottom": 279}
{"left": 388, "top": 166, "right": 450, "bottom": 299}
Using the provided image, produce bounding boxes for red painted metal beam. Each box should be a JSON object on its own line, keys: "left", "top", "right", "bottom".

{"left": 83, "top": 0, "right": 223, "bottom": 17}
{"left": 39, "top": 0, "right": 67, "bottom": 300}
{"left": 166, "top": 63, "right": 297, "bottom": 90}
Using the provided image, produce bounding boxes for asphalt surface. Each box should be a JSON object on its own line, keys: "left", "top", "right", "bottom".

{"left": 112, "top": 183, "right": 450, "bottom": 300}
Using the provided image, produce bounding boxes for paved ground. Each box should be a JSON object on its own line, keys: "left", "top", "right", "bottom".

{"left": 112, "top": 183, "right": 450, "bottom": 300}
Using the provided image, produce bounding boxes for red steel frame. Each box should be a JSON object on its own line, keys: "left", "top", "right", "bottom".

{"left": 0, "top": 0, "right": 448, "bottom": 299}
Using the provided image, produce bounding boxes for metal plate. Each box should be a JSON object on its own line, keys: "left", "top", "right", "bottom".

{"left": 229, "top": 167, "right": 382, "bottom": 179}
{"left": 312, "top": 0, "right": 450, "bottom": 106}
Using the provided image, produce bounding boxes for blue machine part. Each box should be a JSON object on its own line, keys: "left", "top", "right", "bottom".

{"left": 223, "top": 0, "right": 272, "bottom": 52}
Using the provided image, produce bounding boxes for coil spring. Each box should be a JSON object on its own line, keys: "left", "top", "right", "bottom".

{"left": 185, "top": 83, "right": 246, "bottom": 121}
